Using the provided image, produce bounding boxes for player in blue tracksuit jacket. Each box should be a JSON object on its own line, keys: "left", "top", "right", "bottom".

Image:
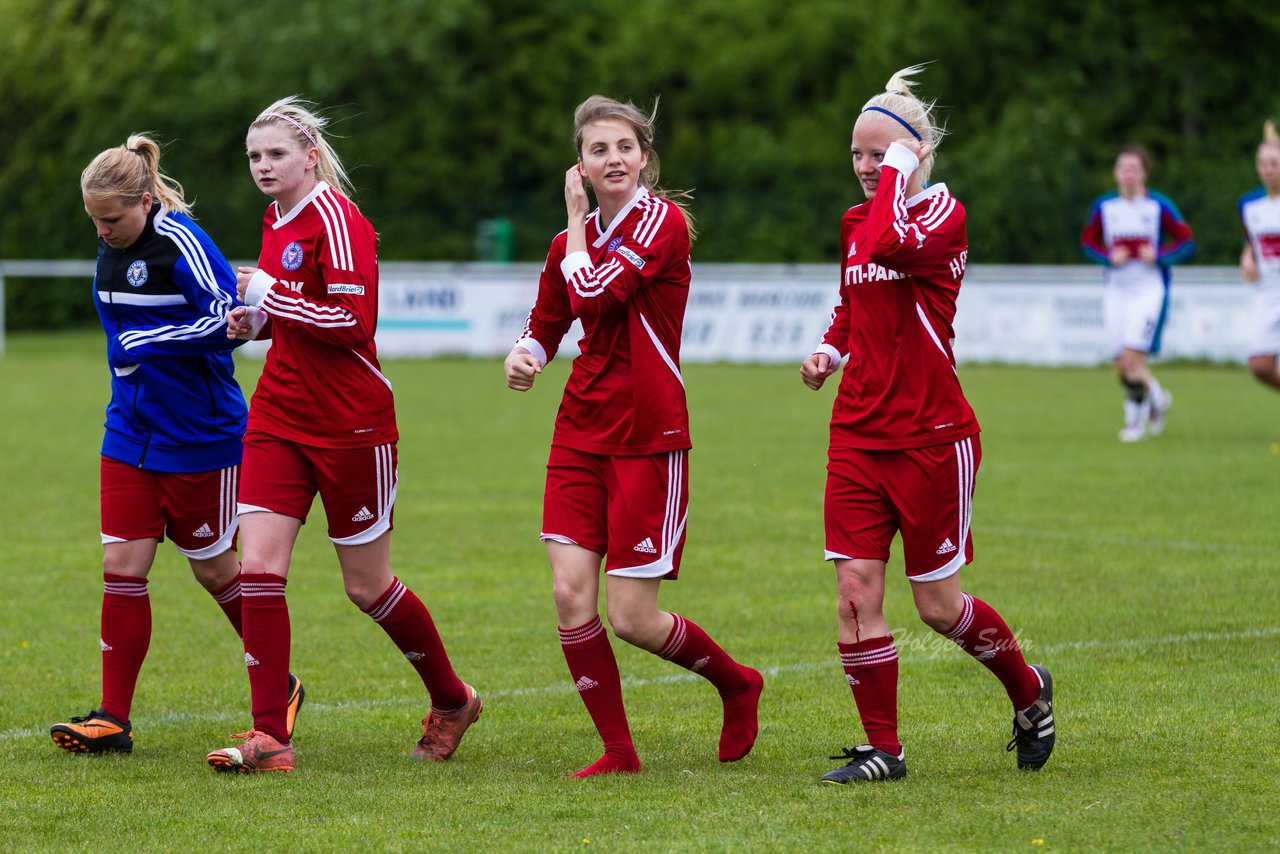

{"left": 94, "top": 193, "right": 247, "bottom": 472}
{"left": 51, "top": 134, "right": 303, "bottom": 756}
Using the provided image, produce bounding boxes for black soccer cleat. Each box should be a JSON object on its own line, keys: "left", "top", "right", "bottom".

{"left": 1008, "top": 664, "right": 1055, "bottom": 770}
{"left": 51, "top": 708, "right": 133, "bottom": 754}
{"left": 821, "top": 744, "right": 906, "bottom": 784}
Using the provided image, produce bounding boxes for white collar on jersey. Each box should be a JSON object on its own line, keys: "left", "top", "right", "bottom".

{"left": 904, "top": 182, "right": 948, "bottom": 209}
{"left": 591, "top": 186, "right": 650, "bottom": 249}
{"left": 272, "top": 181, "right": 331, "bottom": 230}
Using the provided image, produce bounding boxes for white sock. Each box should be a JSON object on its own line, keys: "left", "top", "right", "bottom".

{"left": 1147, "top": 376, "right": 1166, "bottom": 408}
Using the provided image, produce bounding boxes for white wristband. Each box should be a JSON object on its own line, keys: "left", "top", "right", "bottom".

{"left": 815, "top": 343, "right": 844, "bottom": 369}
{"left": 514, "top": 337, "right": 548, "bottom": 366}
{"left": 559, "top": 250, "right": 591, "bottom": 280}
{"left": 243, "top": 268, "right": 277, "bottom": 306}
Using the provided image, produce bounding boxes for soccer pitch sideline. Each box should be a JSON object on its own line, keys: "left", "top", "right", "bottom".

{"left": 2, "top": 331, "right": 1277, "bottom": 852}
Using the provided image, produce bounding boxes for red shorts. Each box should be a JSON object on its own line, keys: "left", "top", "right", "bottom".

{"left": 824, "top": 435, "right": 980, "bottom": 581}
{"left": 239, "top": 432, "right": 396, "bottom": 545}
{"left": 100, "top": 456, "right": 238, "bottom": 559}
{"left": 541, "top": 445, "right": 688, "bottom": 578}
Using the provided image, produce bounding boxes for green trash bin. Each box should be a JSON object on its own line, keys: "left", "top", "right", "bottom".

{"left": 475, "top": 217, "right": 514, "bottom": 262}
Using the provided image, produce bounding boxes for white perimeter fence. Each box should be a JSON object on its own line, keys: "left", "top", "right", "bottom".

{"left": 0, "top": 261, "right": 1253, "bottom": 364}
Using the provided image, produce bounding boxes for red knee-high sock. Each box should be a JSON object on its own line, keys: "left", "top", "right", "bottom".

{"left": 838, "top": 636, "right": 900, "bottom": 755}
{"left": 364, "top": 577, "right": 467, "bottom": 711}
{"left": 559, "top": 616, "right": 638, "bottom": 775}
{"left": 100, "top": 573, "right": 151, "bottom": 723}
{"left": 208, "top": 575, "right": 243, "bottom": 638}
{"left": 240, "top": 573, "right": 291, "bottom": 743}
{"left": 942, "top": 593, "right": 1040, "bottom": 709}
{"left": 657, "top": 613, "right": 763, "bottom": 761}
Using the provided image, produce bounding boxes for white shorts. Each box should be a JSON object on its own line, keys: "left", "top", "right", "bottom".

{"left": 1104, "top": 279, "right": 1168, "bottom": 357}
{"left": 1247, "top": 286, "right": 1280, "bottom": 357}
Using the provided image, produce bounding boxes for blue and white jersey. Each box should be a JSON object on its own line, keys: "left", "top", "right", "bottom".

{"left": 1240, "top": 188, "right": 1280, "bottom": 294}
{"left": 1080, "top": 191, "right": 1196, "bottom": 291}
{"left": 92, "top": 206, "right": 247, "bottom": 472}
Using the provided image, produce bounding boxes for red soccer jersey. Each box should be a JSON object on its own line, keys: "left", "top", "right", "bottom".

{"left": 243, "top": 182, "right": 397, "bottom": 449}
{"left": 817, "top": 144, "right": 979, "bottom": 451}
{"left": 516, "top": 187, "right": 691, "bottom": 456}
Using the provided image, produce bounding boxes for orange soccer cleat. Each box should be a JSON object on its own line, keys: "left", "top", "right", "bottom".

{"left": 50, "top": 709, "right": 133, "bottom": 754}
{"left": 206, "top": 729, "right": 295, "bottom": 773}
{"left": 413, "top": 683, "right": 482, "bottom": 761}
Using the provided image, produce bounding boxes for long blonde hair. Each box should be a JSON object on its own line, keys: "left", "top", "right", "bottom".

{"left": 81, "top": 134, "right": 191, "bottom": 215}
{"left": 860, "top": 64, "right": 946, "bottom": 184}
{"left": 573, "top": 95, "right": 697, "bottom": 243}
{"left": 249, "top": 96, "right": 355, "bottom": 200}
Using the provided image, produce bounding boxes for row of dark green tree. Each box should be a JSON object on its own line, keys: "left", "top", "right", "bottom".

{"left": 4, "top": 0, "right": 1280, "bottom": 327}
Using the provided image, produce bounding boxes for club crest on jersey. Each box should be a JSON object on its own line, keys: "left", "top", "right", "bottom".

{"left": 281, "top": 241, "right": 305, "bottom": 271}
{"left": 607, "top": 236, "right": 623, "bottom": 253}
{"left": 126, "top": 260, "right": 148, "bottom": 287}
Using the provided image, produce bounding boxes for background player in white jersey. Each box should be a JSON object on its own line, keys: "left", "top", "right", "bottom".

{"left": 1238, "top": 121, "right": 1280, "bottom": 392}
{"left": 1080, "top": 145, "right": 1196, "bottom": 441}
{"left": 208, "top": 98, "right": 480, "bottom": 774}
{"left": 505, "top": 96, "right": 763, "bottom": 778}
{"left": 801, "top": 66, "right": 1054, "bottom": 784}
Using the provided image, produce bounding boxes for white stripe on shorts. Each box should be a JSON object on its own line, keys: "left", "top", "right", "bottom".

{"left": 910, "top": 437, "right": 975, "bottom": 583}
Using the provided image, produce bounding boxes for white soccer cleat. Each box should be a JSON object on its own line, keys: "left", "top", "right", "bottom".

{"left": 1118, "top": 423, "right": 1146, "bottom": 442}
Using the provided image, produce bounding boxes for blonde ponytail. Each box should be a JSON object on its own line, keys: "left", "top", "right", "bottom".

{"left": 860, "top": 64, "right": 946, "bottom": 183}
{"left": 81, "top": 133, "right": 192, "bottom": 215}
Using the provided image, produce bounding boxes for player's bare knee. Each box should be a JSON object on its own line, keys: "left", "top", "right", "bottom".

{"left": 836, "top": 571, "right": 879, "bottom": 608}
{"left": 552, "top": 578, "right": 593, "bottom": 615}
{"left": 190, "top": 568, "right": 221, "bottom": 591}
{"left": 343, "top": 580, "right": 382, "bottom": 611}
{"left": 917, "top": 599, "right": 961, "bottom": 633}
{"left": 604, "top": 607, "right": 663, "bottom": 649}
{"left": 1248, "top": 356, "right": 1276, "bottom": 380}
{"left": 101, "top": 551, "right": 132, "bottom": 577}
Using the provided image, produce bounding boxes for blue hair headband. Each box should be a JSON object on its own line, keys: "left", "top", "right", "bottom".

{"left": 861, "top": 106, "right": 922, "bottom": 141}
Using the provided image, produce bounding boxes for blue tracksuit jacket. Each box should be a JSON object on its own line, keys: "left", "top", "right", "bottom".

{"left": 92, "top": 205, "right": 247, "bottom": 472}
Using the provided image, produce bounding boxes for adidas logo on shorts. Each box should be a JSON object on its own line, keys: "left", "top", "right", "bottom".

{"left": 633, "top": 537, "right": 657, "bottom": 554}
{"left": 351, "top": 506, "right": 375, "bottom": 522}
{"left": 192, "top": 523, "right": 215, "bottom": 538}
{"left": 574, "top": 676, "right": 599, "bottom": 692}
{"left": 936, "top": 537, "right": 957, "bottom": 555}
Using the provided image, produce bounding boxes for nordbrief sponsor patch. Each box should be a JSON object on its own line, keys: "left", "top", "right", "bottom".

{"left": 328, "top": 283, "right": 365, "bottom": 295}
{"left": 615, "top": 245, "right": 645, "bottom": 269}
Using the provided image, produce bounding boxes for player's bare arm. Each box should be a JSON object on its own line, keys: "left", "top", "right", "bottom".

{"left": 1241, "top": 244, "right": 1260, "bottom": 283}
{"left": 565, "top": 164, "right": 590, "bottom": 256}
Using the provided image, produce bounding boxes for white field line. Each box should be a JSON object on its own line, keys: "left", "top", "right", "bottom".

{"left": 7, "top": 625, "right": 1277, "bottom": 743}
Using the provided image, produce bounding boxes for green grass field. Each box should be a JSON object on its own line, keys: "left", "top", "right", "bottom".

{"left": 2, "top": 331, "right": 1278, "bottom": 852}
